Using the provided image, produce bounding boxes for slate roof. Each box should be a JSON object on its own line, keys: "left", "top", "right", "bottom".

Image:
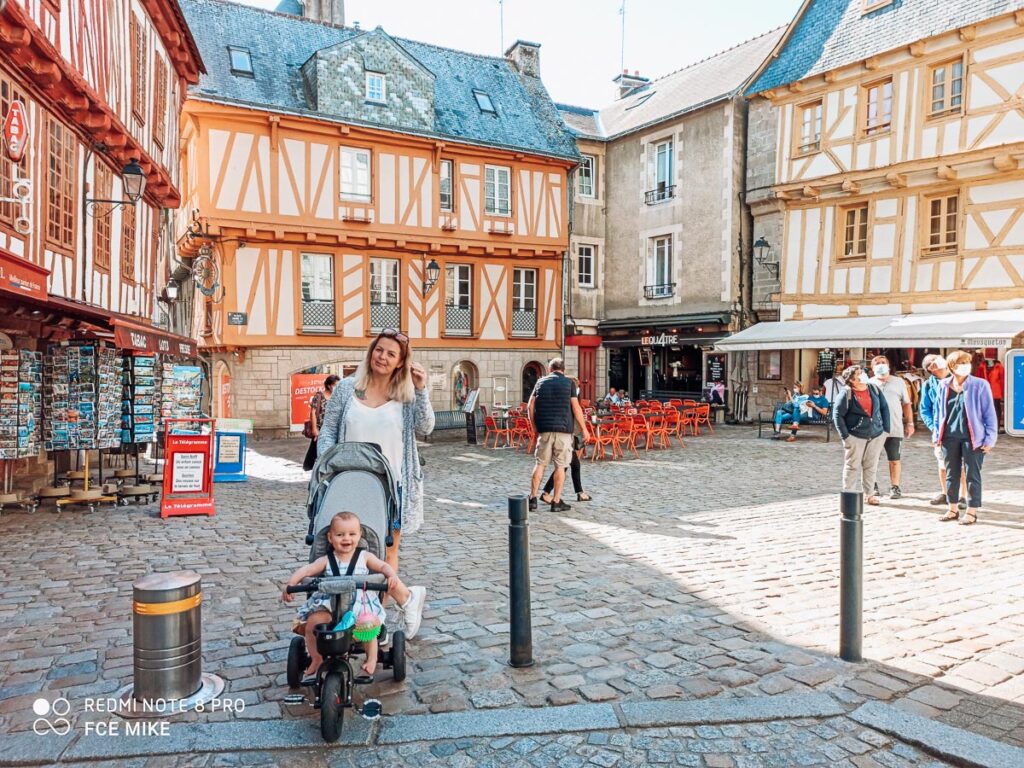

{"left": 179, "top": 0, "right": 578, "bottom": 161}
{"left": 749, "top": 0, "right": 1024, "bottom": 94}
{"left": 555, "top": 103, "right": 603, "bottom": 141}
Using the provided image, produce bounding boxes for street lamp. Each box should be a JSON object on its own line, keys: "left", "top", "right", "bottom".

{"left": 165, "top": 280, "right": 179, "bottom": 302}
{"left": 85, "top": 158, "right": 148, "bottom": 216}
{"left": 753, "top": 235, "right": 779, "bottom": 279}
{"left": 422, "top": 257, "right": 440, "bottom": 296}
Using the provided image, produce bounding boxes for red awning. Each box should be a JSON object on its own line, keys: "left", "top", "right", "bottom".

{"left": 0, "top": 249, "right": 48, "bottom": 301}
{"left": 112, "top": 318, "right": 198, "bottom": 357}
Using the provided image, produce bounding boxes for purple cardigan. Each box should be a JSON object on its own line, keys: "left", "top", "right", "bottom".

{"left": 930, "top": 375, "right": 998, "bottom": 449}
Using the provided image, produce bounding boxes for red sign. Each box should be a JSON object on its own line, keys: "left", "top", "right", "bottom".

{"left": 290, "top": 373, "right": 327, "bottom": 431}
{"left": 161, "top": 421, "right": 216, "bottom": 518}
{"left": 0, "top": 248, "right": 48, "bottom": 300}
{"left": 113, "top": 320, "right": 198, "bottom": 357}
{"left": 3, "top": 101, "right": 29, "bottom": 163}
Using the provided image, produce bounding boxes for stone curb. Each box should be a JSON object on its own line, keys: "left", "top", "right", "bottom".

{"left": 850, "top": 701, "right": 1024, "bottom": 768}
{"left": 620, "top": 692, "right": 845, "bottom": 728}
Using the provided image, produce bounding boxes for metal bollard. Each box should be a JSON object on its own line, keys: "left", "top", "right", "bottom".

{"left": 132, "top": 571, "right": 204, "bottom": 701}
{"left": 839, "top": 491, "right": 863, "bottom": 662}
{"left": 508, "top": 495, "right": 535, "bottom": 668}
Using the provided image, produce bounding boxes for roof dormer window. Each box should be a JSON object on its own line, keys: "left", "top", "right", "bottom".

{"left": 366, "top": 72, "right": 386, "bottom": 104}
{"left": 474, "top": 90, "right": 496, "bottom": 114}
{"left": 228, "top": 46, "right": 253, "bottom": 77}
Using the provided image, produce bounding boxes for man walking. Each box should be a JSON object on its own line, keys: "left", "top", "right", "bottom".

{"left": 869, "top": 354, "right": 913, "bottom": 499}
{"left": 528, "top": 358, "right": 590, "bottom": 513}
{"left": 920, "top": 354, "right": 967, "bottom": 511}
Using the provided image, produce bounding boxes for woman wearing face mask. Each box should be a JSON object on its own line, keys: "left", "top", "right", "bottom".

{"left": 929, "top": 350, "right": 997, "bottom": 525}
{"left": 832, "top": 365, "right": 891, "bottom": 505}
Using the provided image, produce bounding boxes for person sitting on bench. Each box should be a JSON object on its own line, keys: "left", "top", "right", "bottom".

{"left": 772, "top": 383, "right": 807, "bottom": 439}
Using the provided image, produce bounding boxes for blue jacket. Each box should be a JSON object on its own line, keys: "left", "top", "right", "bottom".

{"left": 919, "top": 374, "right": 942, "bottom": 432}
{"left": 930, "top": 375, "right": 997, "bottom": 450}
{"left": 833, "top": 384, "right": 891, "bottom": 440}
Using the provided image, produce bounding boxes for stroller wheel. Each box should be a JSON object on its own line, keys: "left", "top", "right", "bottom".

{"left": 391, "top": 630, "right": 406, "bottom": 682}
{"left": 286, "top": 636, "right": 306, "bottom": 689}
{"left": 320, "top": 671, "right": 345, "bottom": 742}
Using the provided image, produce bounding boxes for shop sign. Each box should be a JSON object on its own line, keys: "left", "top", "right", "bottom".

{"left": 0, "top": 249, "right": 48, "bottom": 300}
{"left": 227, "top": 312, "right": 248, "bottom": 326}
{"left": 706, "top": 353, "right": 726, "bottom": 383}
{"left": 161, "top": 423, "right": 216, "bottom": 518}
{"left": 960, "top": 337, "right": 1009, "bottom": 348}
{"left": 1007, "top": 349, "right": 1024, "bottom": 438}
{"left": 641, "top": 333, "right": 678, "bottom": 346}
{"left": 113, "top": 322, "right": 197, "bottom": 357}
{"left": 3, "top": 101, "right": 29, "bottom": 163}
{"left": 290, "top": 373, "right": 327, "bottom": 431}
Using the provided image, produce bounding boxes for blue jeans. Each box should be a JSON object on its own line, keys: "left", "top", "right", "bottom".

{"left": 774, "top": 404, "right": 795, "bottom": 429}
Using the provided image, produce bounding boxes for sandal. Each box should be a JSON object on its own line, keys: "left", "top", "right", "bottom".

{"left": 577, "top": 492, "right": 592, "bottom": 501}
{"left": 939, "top": 510, "right": 959, "bottom": 522}
{"left": 959, "top": 511, "right": 977, "bottom": 526}
{"left": 540, "top": 492, "right": 553, "bottom": 504}
{"left": 866, "top": 496, "right": 881, "bottom": 506}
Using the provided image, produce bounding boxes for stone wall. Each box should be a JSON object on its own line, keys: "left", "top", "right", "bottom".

{"left": 745, "top": 96, "right": 784, "bottom": 314}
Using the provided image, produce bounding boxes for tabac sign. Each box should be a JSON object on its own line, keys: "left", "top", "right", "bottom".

{"left": 3, "top": 101, "right": 29, "bottom": 163}
{"left": 641, "top": 333, "right": 679, "bottom": 346}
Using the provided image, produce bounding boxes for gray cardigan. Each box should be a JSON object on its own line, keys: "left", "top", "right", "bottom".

{"left": 316, "top": 376, "right": 435, "bottom": 535}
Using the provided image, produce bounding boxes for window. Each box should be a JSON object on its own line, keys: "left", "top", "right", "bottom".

{"left": 577, "top": 155, "right": 595, "bottom": 198}
{"left": 862, "top": 0, "right": 893, "bottom": 12}
{"left": 366, "top": 72, "right": 386, "bottom": 103}
{"left": 339, "top": 147, "right": 371, "bottom": 202}
{"left": 439, "top": 159, "right": 454, "bottom": 212}
{"left": 923, "top": 193, "right": 959, "bottom": 255}
{"left": 757, "top": 350, "right": 782, "bottom": 381}
{"left": 445, "top": 264, "right": 472, "bottom": 336}
{"left": 45, "top": 117, "right": 76, "bottom": 251}
{"left": 511, "top": 268, "right": 537, "bottom": 337}
{"left": 645, "top": 236, "right": 673, "bottom": 298}
{"left": 841, "top": 205, "right": 869, "bottom": 258}
{"left": 152, "top": 57, "right": 168, "bottom": 148}
{"left": 370, "top": 258, "right": 400, "bottom": 330}
{"left": 0, "top": 77, "right": 26, "bottom": 226}
{"left": 228, "top": 46, "right": 253, "bottom": 76}
{"left": 485, "top": 165, "right": 511, "bottom": 216}
{"left": 577, "top": 244, "right": 595, "bottom": 288}
{"left": 656, "top": 141, "right": 673, "bottom": 188}
{"left": 93, "top": 163, "right": 113, "bottom": 271}
{"left": 474, "top": 90, "right": 495, "bottom": 113}
{"left": 930, "top": 59, "right": 964, "bottom": 117}
{"left": 798, "top": 100, "right": 822, "bottom": 154}
{"left": 120, "top": 204, "right": 136, "bottom": 282}
{"left": 130, "top": 13, "right": 146, "bottom": 123}
{"left": 300, "top": 253, "right": 335, "bottom": 332}
{"left": 863, "top": 78, "right": 892, "bottom": 135}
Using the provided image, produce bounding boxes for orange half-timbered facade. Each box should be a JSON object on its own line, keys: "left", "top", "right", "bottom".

{"left": 180, "top": 0, "right": 577, "bottom": 431}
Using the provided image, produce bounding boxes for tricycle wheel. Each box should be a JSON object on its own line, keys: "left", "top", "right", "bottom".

{"left": 286, "top": 636, "right": 306, "bottom": 689}
{"left": 391, "top": 630, "right": 406, "bottom": 682}
{"left": 320, "top": 671, "right": 345, "bottom": 742}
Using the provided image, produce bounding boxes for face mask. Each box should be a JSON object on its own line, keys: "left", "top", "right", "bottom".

{"left": 858, "top": 373, "right": 870, "bottom": 385}
{"left": 872, "top": 364, "right": 889, "bottom": 377}
{"left": 931, "top": 359, "right": 947, "bottom": 373}
{"left": 954, "top": 364, "right": 971, "bottom": 377}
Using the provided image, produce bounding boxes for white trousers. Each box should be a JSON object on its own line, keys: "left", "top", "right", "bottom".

{"left": 842, "top": 434, "right": 885, "bottom": 497}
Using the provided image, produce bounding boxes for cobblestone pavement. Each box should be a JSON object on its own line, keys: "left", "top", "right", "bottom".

{"left": 1, "top": 427, "right": 1022, "bottom": 757}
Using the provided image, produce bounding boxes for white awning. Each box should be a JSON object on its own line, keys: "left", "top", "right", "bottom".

{"left": 715, "top": 308, "right": 1024, "bottom": 352}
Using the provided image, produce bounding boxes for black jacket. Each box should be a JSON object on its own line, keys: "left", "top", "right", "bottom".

{"left": 531, "top": 372, "right": 574, "bottom": 434}
{"left": 833, "top": 384, "right": 891, "bottom": 440}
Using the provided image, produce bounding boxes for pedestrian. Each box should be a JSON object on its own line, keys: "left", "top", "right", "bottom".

{"left": 920, "top": 354, "right": 967, "bottom": 510}
{"left": 771, "top": 382, "right": 807, "bottom": 438}
{"left": 988, "top": 357, "right": 1005, "bottom": 431}
{"left": 541, "top": 377, "right": 592, "bottom": 503}
{"left": 931, "top": 351, "right": 997, "bottom": 526}
{"left": 833, "top": 364, "right": 891, "bottom": 506}
{"left": 868, "top": 355, "right": 914, "bottom": 499}
{"left": 528, "top": 358, "right": 591, "bottom": 512}
{"left": 303, "top": 374, "right": 340, "bottom": 472}
{"left": 317, "top": 329, "right": 434, "bottom": 599}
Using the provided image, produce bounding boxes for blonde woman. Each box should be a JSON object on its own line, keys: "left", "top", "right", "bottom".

{"left": 929, "top": 350, "right": 997, "bottom": 525}
{"left": 317, "top": 328, "right": 433, "bottom": 634}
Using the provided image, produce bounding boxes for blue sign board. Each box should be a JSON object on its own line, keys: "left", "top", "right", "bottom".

{"left": 1007, "top": 349, "right": 1024, "bottom": 438}
{"left": 213, "top": 431, "right": 247, "bottom": 482}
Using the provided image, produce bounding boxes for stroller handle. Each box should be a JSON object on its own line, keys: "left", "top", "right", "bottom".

{"left": 287, "top": 574, "right": 388, "bottom": 595}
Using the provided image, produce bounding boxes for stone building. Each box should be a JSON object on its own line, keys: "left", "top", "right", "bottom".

{"left": 558, "top": 29, "right": 782, "bottom": 406}
{"left": 178, "top": 0, "right": 577, "bottom": 434}
{"left": 723, "top": 0, "right": 1024, "bottom": 416}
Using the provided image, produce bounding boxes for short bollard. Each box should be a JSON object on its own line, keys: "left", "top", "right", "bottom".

{"left": 839, "top": 491, "right": 863, "bottom": 662}
{"left": 508, "top": 495, "right": 534, "bottom": 668}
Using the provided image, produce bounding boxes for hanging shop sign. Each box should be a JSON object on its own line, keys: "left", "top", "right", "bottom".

{"left": 3, "top": 101, "right": 29, "bottom": 163}
{"left": 290, "top": 373, "right": 327, "bottom": 431}
{"left": 705, "top": 353, "right": 726, "bottom": 383}
{"left": 112, "top": 320, "right": 198, "bottom": 357}
{"left": 161, "top": 419, "right": 216, "bottom": 518}
{"left": 0, "top": 249, "right": 48, "bottom": 300}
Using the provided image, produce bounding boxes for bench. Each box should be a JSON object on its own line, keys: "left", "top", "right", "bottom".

{"left": 433, "top": 409, "right": 468, "bottom": 431}
{"left": 757, "top": 402, "right": 833, "bottom": 442}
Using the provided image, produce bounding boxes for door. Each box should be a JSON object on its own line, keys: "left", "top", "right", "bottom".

{"left": 578, "top": 347, "right": 596, "bottom": 404}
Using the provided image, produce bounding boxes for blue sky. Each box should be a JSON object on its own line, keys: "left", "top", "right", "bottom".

{"left": 241, "top": 0, "right": 802, "bottom": 108}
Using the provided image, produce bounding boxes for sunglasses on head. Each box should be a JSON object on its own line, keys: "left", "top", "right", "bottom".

{"left": 379, "top": 328, "right": 409, "bottom": 344}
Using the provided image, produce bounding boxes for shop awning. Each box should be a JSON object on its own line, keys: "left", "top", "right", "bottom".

{"left": 603, "top": 335, "right": 726, "bottom": 348}
{"left": 714, "top": 308, "right": 1024, "bottom": 352}
{"left": 598, "top": 312, "right": 730, "bottom": 332}
{"left": 112, "top": 319, "right": 198, "bottom": 357}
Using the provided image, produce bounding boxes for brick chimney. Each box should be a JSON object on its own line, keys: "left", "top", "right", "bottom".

{"left": 613, "top": 69, "right": 649, "bottom": 100}
{"left": 301, "top": 0, "right": 344, "bottom": 27}
{"left": 505, "top": 40, "right": 541, "bottom": 77}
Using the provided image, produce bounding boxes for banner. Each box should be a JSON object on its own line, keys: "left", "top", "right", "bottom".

{"left": 290, "top": 373, "right": 327, "bottom": 431}
{"left": 161, "top": 423, "right": 216, "bottom": 518}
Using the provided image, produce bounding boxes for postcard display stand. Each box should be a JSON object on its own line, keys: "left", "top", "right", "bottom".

{"left": 117, "top": 354, "right": 161, "bottom": 505}
{"left": 42, "top": 343, "right": 121, "bottom": 509}
{"left": 0, "top": 349, "right": 42, "bottom": 513}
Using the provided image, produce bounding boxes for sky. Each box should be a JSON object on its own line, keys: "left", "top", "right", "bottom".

{"left": 240, "top": 0, "right": 803, "bottom": 108}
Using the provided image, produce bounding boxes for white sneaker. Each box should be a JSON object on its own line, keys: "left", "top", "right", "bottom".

{"left": 402, "top": 586, "right": 426, "bottom": 640}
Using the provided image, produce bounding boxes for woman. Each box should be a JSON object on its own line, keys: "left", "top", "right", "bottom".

{"left": 541, "top": 377, "right": 591, "bottom": 503}
{"left": 302, "top": 374, "right": 339, "bottom": 472}
{"left": 832, "top": 365, "right": 890, "bottom": 505}
{"left": 317, "top": 329, "right": 433, "bottom": 633}
{"left": 930, "top": 350, "right": 997, "bottom": 526}
{"left": 771, "top": 382, "right": 806, "bottom": 438}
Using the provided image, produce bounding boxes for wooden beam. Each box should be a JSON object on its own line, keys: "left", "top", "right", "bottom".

{"left": 305, "top": 232, "right": 317, "bottom": 242}
{"left": 802, "top": 185, "right": 820, "bottom": 198}
{"left": 1016, "top": 9, "right": 1024, "bottom": 26}
{"left": 993, "top": 153, "right": 1018, "bottom": 172}
{"left": 775, "top": 189, "right": 795, "bottom": 200}
{"left": 787, "top": 81, "right": 803, "bottom": 94}
{"left": 842, "top": 179, "right": 860, "bottom": 194}
{"left": 937, "top": 164, "right": 957, "bottom": 181}
{"left": 908, "top": 41, "right": 925, "bottom": 58}
{"left": 885, "top": 172, "right": 907, "bottom": 188}
{"left": 959, "top": 25, "right": 977, "bottom": 42}
{"left": 864, "top": 55, "right": 881, "bottom": 71}
{"left": 824, "top": 70, "right": 838, "bottom": 84}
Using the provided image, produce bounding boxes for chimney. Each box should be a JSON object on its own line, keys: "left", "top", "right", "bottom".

{"left": 505, "top": 40, "right": 541, "bottom": 77}
{"left": 301, "top": 0, "right": 345, "bottom": 26}
{"left": 612, "top": 69, "right": 649, "bottom": 100}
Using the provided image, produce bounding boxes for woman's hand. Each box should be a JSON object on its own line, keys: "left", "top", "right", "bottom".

{"left": 411, "top": 361, "right": 427, "bottom": 390}
{"left": 981, "top": 445, "right": 992, "bottom": 453}
{"left": 311, "top": 427, "right": 319, "bottom": 438}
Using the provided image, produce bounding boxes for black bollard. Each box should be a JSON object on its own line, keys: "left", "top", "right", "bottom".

{"left": 508, "top": 495, "right": 534, "bottom": 668}
{"left": 839, "top": 490, "right": 863, "bottom": 662}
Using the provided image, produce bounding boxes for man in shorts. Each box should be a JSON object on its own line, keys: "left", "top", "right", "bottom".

{"left": 528, "top": 358, "right": 590, "bottom": 513}
{"left": 869, "top": 354, "right": 914, "bottom": 499}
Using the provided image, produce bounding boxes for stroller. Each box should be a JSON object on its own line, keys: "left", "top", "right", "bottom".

{"left": 285, "top": 442, "right": 407, "bottom": 742}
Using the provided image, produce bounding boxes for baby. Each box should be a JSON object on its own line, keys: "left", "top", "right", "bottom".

{"left": 283, "top": 511, "right": 425, "bottom": 678}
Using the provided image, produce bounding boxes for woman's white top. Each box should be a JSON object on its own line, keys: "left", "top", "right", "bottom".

{"left": 344, "top": 397, "right": 404, "bottom": 481}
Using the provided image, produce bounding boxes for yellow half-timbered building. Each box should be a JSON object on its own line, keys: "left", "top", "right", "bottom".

{"left": 180, "top": 0, "right": 577, "bottom": 432}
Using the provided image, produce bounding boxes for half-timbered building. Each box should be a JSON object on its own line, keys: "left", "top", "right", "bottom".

{"left": 724, "top": 0, "right": 1024, "bottom": 416}
{"left": 179, "top": 0, "right": 577, "bottom": 432}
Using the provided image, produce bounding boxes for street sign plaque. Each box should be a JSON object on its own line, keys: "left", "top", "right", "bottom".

{"left": 3, "top": 101, "right": 29, "bottom": 163}
{"left": 1006, "top": 349, "right": 1024, "bottom": 438}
